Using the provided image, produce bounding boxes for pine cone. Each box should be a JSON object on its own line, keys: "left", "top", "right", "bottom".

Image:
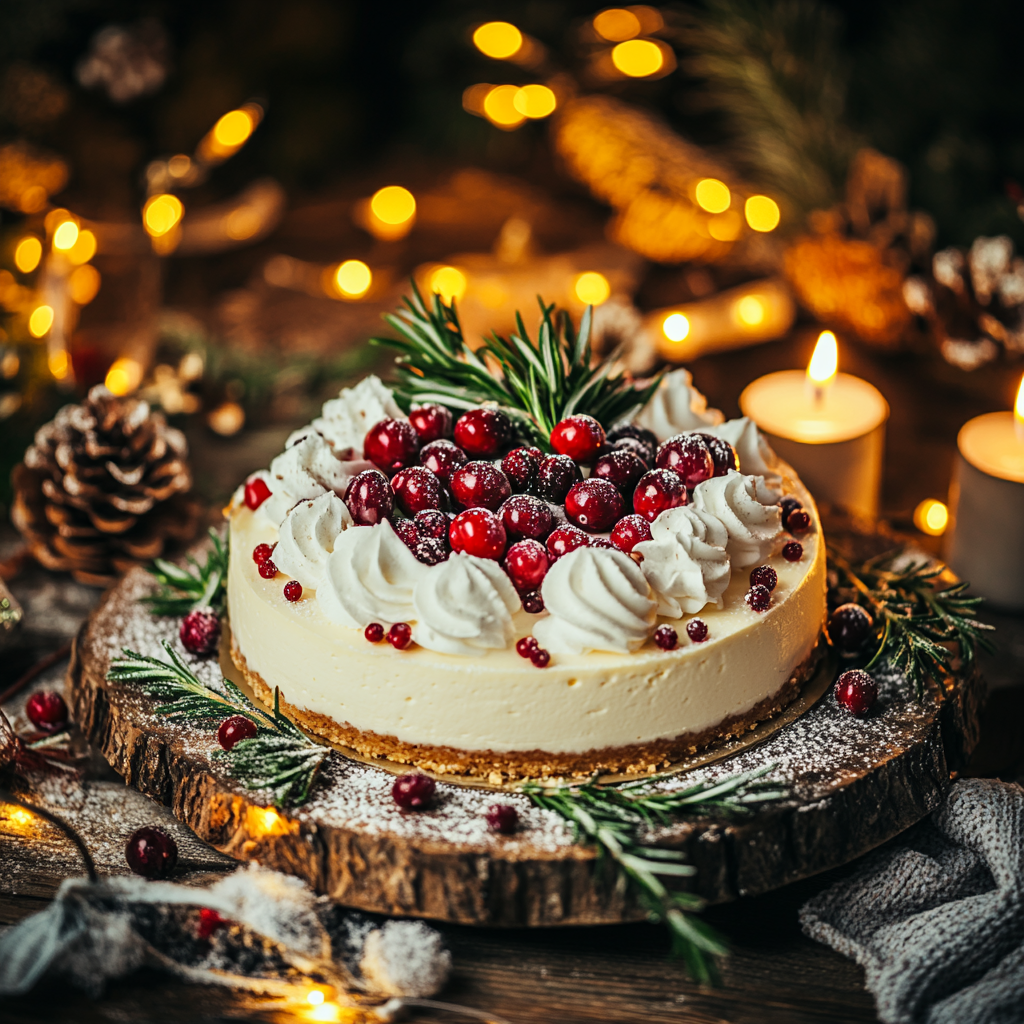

{"left": 11, "top": 385, "right": 199, "bottom": 586}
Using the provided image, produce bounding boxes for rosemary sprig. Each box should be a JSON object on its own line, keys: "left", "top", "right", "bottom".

{"left": 143, "top": 528, "right": 229, "bottom": 616}
{"left": 523, "top": 765, "right": 786, "bottom": 984}
{"left": 108, "top": 641, "right": 327, "bottom": 807}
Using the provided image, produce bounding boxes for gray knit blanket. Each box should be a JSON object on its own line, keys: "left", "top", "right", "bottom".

{"left": 800, "top": 779, "right": 1024, "bottom": 1024}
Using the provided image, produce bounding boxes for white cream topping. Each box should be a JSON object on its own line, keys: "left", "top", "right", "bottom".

{"left": 317, "top": 520, "right": 427, "bottom": 628}
{"left": 412, "top": 554, "right": 520, "bottom": 656}
{"left": 534, "top": 547, "right": 656, "bottom": 654}
{"left": 633, "top": 368, "right": 722, "bottom": 442}
{"left": 710, "top": 417, "right": 779, "bottom": 480}
{"left": 273, "top": 492, "right": 352, "bottom": 590}
{"left": 312, "top": 375, "right": 403, "bottom": 458}
{"left": 691, "top": 471, "right": 782, "bottom": 568}
{"left": 635, "top": 506, "right": 732, "bottom": 617}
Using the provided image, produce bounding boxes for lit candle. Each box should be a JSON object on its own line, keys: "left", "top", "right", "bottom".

{"left": 738, "top": 332, "right": 889, "bottom": 519}
{"left": 945, "top": 375, "right": 1024, "bottom": 609}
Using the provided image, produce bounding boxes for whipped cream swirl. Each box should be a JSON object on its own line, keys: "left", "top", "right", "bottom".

{"left": 709, "top": 417, "right": 779, "bottom": 480}
{"left": 412, "top": 554, "right": 520, "bottom": 656}
{"left": 633, "top": 369, "right": 722, "bottom": 443}
{"left": 317, "top": 520, "right": 427, "bottom": 628}
{"left": 534, "top": 547, "right": 656, "bottom": 654}
{"left": 691, "top": 471, "right": 782, "bottom": 567}
{"left": 312, "top": 375, "right": 402, "bottom": 458}
{"left": 635, "top": 506, "right": 731, "bottom": 617}
{"left": 273, "top": 492, "right": 352, "bottom": 590}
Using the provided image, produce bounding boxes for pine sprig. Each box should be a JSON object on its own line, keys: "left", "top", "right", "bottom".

{"left": 108, "top": 641, "right": 327, "bottom": 807}
{"left": 523, "top": 765, "right": 786, "bottom": 983}
{"left": 370, "top": 284, "right": 662, "bottom": 447}
{"left": 143, "top": 528, "right": 229, "bottom": 616}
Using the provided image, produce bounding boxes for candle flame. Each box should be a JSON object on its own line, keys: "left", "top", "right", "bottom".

{"left": 808, "top": 331, "right": 838, "bottom": 385}
{"left": 1015, "top": 373, "right": 1024, "bottom": 422}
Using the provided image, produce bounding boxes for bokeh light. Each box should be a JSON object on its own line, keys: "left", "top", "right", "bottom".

{"left": 695, "top": 179, "right": 731, "bottom": 214}
{"left": 662, "top": 313, "right": 690, "bottom": 342}
{"left": 370, "top": 186, "right": 416, "bottom": 226}
{"left": 334, "top": 260, "right": 372, "bottom": 299}
{"left": 13, "top": 237, "right": 42, "bottom": 273}
{"left": 473, "top": 22, "right": 523, "bottom": 60}
{"left": 914, "top": 498, "right": 949, "bottom": 537}
{"left": 213, "top": 109, "right": 255, "bottom": 149}
{"left": 574, "top": 271, "right": 611, "bottom": 306}
{"left": 483, "top": 85, "right": 526, "bottom": 128}
{"left": 52, "top": 220, "right": 79, "bottom": 252}
{"left": 513, "top": 84, "right": 557, "bottom": 119}
{"left": 105, "top": 357, "right": 143, "bottom": 396}
{"left": 430, "top": 265, "right": 467, "bottom": 304}
{"left": 69, "top": 264, "right": 102, "bottom": 305}
{"left": 734, "top": 295, "right": 765, "bottom": 327}
{"left": 47, "top": 350, "right": 69, "bottom": 379}
{"left": 745, "top": 195, "right": 781, "bottom": 232}
{"left": 593, "top": 9, "right": 641, "bottom": 41}
{"left": 67, "top": 229, "right": 97, "bottom": 265}
{"left": 143, "top": 194, "right": 184, "bottom": 236}
{"left": 708, "top": 210, "right": 742, "bottom": 241}
{"left": 28, "top": 305, "right": 54, "bottom": 337}
{"left": 611, "top": 39, "right": 664, "bottom": 77}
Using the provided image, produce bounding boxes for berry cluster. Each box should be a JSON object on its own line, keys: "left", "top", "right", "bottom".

{"left": 515, "top": 635, "right": 551, "bottom": 667}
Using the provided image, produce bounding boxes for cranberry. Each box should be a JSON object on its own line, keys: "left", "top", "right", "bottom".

{"left": 611, "top": 514, "right": 653, "bottom": 554}
{"left": 530, "top": 647, "right": 551, "bottom": 667}
{"left": 607, "top": 422, "right": 658, "bottom": 462}
{"left": 414, "top": 509, "right": 450, "bottom": 539}
{"left": 565, "top": 479, "right": 625, "bottom": 532}
{"left": 633, "top": 468, "right": 686, "bottom": 522}
{"left": 590, "top": 537, "right": 616, "bottom": 548}
{"left": 197, "top": 908, "right": 227, "bottom": 940}
{"left": 522, "top": 590, "right": 544, "bottom": 613}
{"left": 485, "top": 804, "right": 519, "bottom": 834}
{"left": 745, "top": 585, "right": 771, "bottom": 612}
{"left": 365, "top": 622, "right": 385, "bottom": 642}
{"left": 780, "top": 496, "right": 802, "bottom": 519}
{"left": 283, "top": 580, "right": 302, "bottom": 602}
{"left": 387, "top": 622, "right": 413, "bottom": 649}
{"left": 218, "top": 715, "right": 258, "bottom": 750}
{"left": 500, "top": 494, "right": 554, "bottom": 540}
{"left": 835, "top": 669, "right": 878, "bottom": 717}
{"left": 550, "top": 415, "right": 605, "bottom": 463}
{"left": 654, "top": 625, "right": 678, "bottom": 650}
{"left": 592, "top": 449, "right": 648, "bottom": 494}
{"left": 419, "top": 439, "right": 468, "bottom": 483}
{"left": 504, "top": 539, "right": 550, "bottom": 592}
{"left": 533, "top": 454, "right": 580, "bottom": 503}
{"left": 345, "top": 470, "right": 394, "bottom": 526}
{"left": 125, "top": 826, "right": 178, "bottom": 879}
{"left": 546, "top": 525, "right": 591, "bottom": 559}
{"left": 258, "top": 558, "right": 278, "bottom": 579}
{"left": 408, "top": 404, "right": 452, "bottom": 443}
{"left": 782, "top": 541, "right": 803, "bottom": 563}
{"left": 25, "top": 691, "right": 68, "bottom": 733}
{"left": 451, "top": 461, "right": 511, "bottom": 511}
{"left": 412, "top": 536, "right": 449, "bottom": 565}
{"left": 828, "top": 604, "right": 874, "bottom": 653}
{"left": 244, "top": 476, "right": 272, "bottom": 510}
{"left": 612, "top": 435, "right": 656, "bottom": 466}
{"left": 453, "top": 408, "right": 512, "bottom": 457}
{"left": 686, "top": 619, "right": 709, "bottom": 643}
{"left": 695, "top": 433, "right": 738, "bottom": 477}
{"left": 252, "top": 542, "right": 274, "bottom": 565}
{"left": 787, "top": 508, "right": 812, "bottom": 533}
{"left": 516, "top": 636, "right": 539, "bottom": 658}
{"left": 180, "top": 609, "right": 221, "bottom": 656}
{"left": 393, "top": 519, "right": 421, "bottom": 548}
{"left": 449, "top": 508, "right": 506, "bottom": 559}
{"left": 656, "top": 434, "right": 714, "bottom": 490}
{"left": 392, "top": 773, "right": 436, "bottom": 810}
{"left": 363, "top": 418, "right": 420, "bottom": 472}
{"left": 749, "top": 566, "right": 778, "bottom": 592}
{"left": 391, "top": 465, "right": 445, "bottom": 515}
{"left": 502, "top": 446, "right": 543, "bottom": 492}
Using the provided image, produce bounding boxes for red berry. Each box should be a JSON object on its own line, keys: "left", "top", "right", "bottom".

{"left": 787, "top": 508, "right": 812, "bottom": 533}
{"left": 533, "top": 454, "right": 580, "bottom": 503}
{"left": 408, "top": 404, "right": 452, "bottom": 443}
{"left": 656, "top": 434, "right": 714, "bottom": 490}
{"left": 414, "top": 509, "right": 450, "bottom": 539}
{"left": 745, "top": 585, "right": 771, "bottom": 612}
{"left": 25, "top": 691, "right": 68, "bottom": 733}
{"left": 592, "top": 449, "right": 648, "bottom": 494}
{"left": 503, "top": 539, "right": 550, "bottom": 592}
{"left": 453, "top": 408, "right": 512, "bottom": 457}
{"left": 252, "top": 543, "right": 274, "bottom": 565}
{"left": 258, "top": 558, "right": 278, "bottom": 579}
{"left": 391, "top": 465, "right": 445, "bottom": 515}
{"left": 782, "top": 541, "right": 803, "bottom": 562}
{"left": 516, "top": 636, "right": 539, "bottom": 658}
{"left": 550, "top": 415, "right": 605, "bottom": 463}
{"left": 365, "top": 622, "right": 385, "bottom": 642}
{"left": 835, "top": 669, "right": 877, "bottom": 717}
{"left": 345, "top": 469, "right": 394, "bottom": 526}
{"left": 780, "top": 496, "right": 802, "bottom": 519}
{"left": 283, "top": 580, "right": 302, "bottom": 602}
{"left": 218, "top": 715, "right": 258, "bottom": 750}
{"left": 828, "top": 604, "right": 874, "bottom": 653}
{"left": 501, "top": 446, "right": 543, "bottom": 491}
{"left": 633, "top": 468, "right": 686, "bottom": 522}
{"left": 125, "top": 826, "right": 178, "bottom": 879}
{"left": 419, "top": 439, "right": 468, "bottom": 483}
{"left": 590, "top": 537, "right": 616, "bottom": 548}
{"left": 612, "top": 435, "right": 656, "bottom": 466}
{"left": 485, "top": 804, "right": 519, "bottom": 834}
{"left": 393, "top": 518, "right": 420, "bottom": 548}
{"left": 412, "top": 536, "right": 449, "bottom": 565}
{"left": 695, "top": 433, "right": 738, "bottom": 477}
{"left": 197, "top": 908, "right": 227, "bottom": 940}
{"left": 546, "top": 524, "right": 591, "bottom": 559}
{"left": 611, "top": 514, "right": 653, "bottom": 554}
{"left": 749, "top": 566, "right": 778, "bottom": 592}
{"left": 244, "top": 476, "right": 272, "bottom": 510}
{"left": 449, "top": 508, "right": 506, "bottom": 559}
{"left": 180, "top": 609, "right": 221, "bottom": 656}
{"left": 654, "top": 625, "right": 678, "bottom": 650}
{"left": 364, "top": 418, "right": 420, "bottom": 472}
{"left": 607, "top": 423, "right": 658, "bottom": 464}
{"left": 387, "top": 622, "right": 413, "bottom": 650}
{"left": 686, "top": 619, "right": 709, "bottom": 643}
{"left": 500, "top": 494, "right": 554, "bottom": 540}
{"left": 451, "top": 461, "right": 511, "bottom": 511}
{"left": 522, "top": 590, "right": 544, "bottom": 613}
{"left": 530, "top": 647, "right": 550, "bottom": 667}
{"left": 565, "top": 479, "right": 625, "bottom": 532}
{"left": 392, "top": 773, "right": 436, "bottom": 809}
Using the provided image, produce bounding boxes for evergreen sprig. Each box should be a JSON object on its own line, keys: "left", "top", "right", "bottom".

{"left": 370, "top": 284, "right": 662, "bottom": 447}
{"left": 523, "top": 765, "right": 786, "bottom": 984}
{"left": 108, "top": 641, "right": 327, "bottom": 807}
{"left": 143, "top": 528, "right": 229, "bottom": 616}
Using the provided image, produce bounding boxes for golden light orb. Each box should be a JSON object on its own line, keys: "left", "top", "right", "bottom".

{"left": 695, "top": 178, "right": 731, "bottom": 214}
{"left": 47, "top": 349, "right": 69, "bottom": 379}
{"left": 143, "top": 194, "right": 184, "bottom": 237}
{"left": 745, "top": 194, "right": 781, "bottom": 232}
{"left": 513, "top": 84, "right": 557, "bottom": 119}
{"left": 105, "top": 357, "right": 143, "bottom": 396}
{"left": 1, "top": 351, "right": 19, "bottom": 378}
{"left": 69, "top": 264, "right": 101, "bottom": 305}
{"left": 306, "top": 991, "right": 326, "bottom": 1007}
{"left": 735, "top": 295, "right": 766, "bottom": 327}
{"left": 610, "top": 39, "right": 664, "bottom": 78}
{"left": 807, "top": 330, "right": 839, "bottom": 384}
{"left": 593, "top": 8, "right": 641, "bottom": 41}
{"left": 429, "top": 265, "right": 467, "bottom": 304}
{"left": 28, "top": 304, "right": 54, "bottom": 338}
{"left": 482, "top": 85, "right": 526, "bottom": 128}
{"left": 662, "top": 312, "right": 690, "bottom": 342}
{"left": 574, "top": 271, "right": 611, "bottom": 306}
{"left": 52, "top": 219, "right": 80, "bottom": 252}
{"left": 67, "top": 228, "right": 97, "bottom": 265}
{"left": 14, "top": 237, "right": 42, "bottom": 273}
{"left": 913, "top": 498, "right": 949, "bottom": 537}
{"left": 473, "top": 22, "right": 523, "bottom": 60}
{"left": 370, "top": 185, "right": 416, "bottom": 226}
{"left": 207, "top": 401, "right": 246, "bottom": 436}
{"left": 708, "top": 210, "right": 742, "bottom": 241}
{"left": 334, "top": 259, "right": 372, "bottom": 299}
{"left": 213, "top": 109, "right": 255, "bottom": 149}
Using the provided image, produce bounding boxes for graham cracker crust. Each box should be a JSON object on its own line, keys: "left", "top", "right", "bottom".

{"left": 230, "top": 636, "right": 825, "bottom": 781}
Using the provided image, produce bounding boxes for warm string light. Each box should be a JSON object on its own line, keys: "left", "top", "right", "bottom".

{"left": 594, "top": 8, "right": 642, "bottom": 42}
{"left": 105, "top": 357, "right": 143, "bottom": 396}
{"left": 914, "top": 498, "right": 949, "bottom": 537}
{"left": 52, "top": 219, "right": 79, "bottom": 252}
{"left": 472, "top": 21, "right": 523, "bottom": 59}
{"left": 14, "top": 236, "right": 42, "bottom": 273}
{"left": 332, "top": 260, "right": 372, "bottom": 300}
{"left": 807, "top": 330, "right": 839, "bottom": 402}
{"left": 361, "top": 185, "right": 416, "bottom": 240}
{"left": 573, "top": 271, "right": 611, "bottom": 306}
{"left": 610, "top": 38, "right": 664, "bottom": 77}
{"left": 662, "top": 312, "right": 690, "bottom": 342}
{"left": 695, "top": 178, "right": 731, "bottom": 214}
{"left": 28, "top": 304, "right": 54, "bottom": 338}
{"left": 429, "top": 265, "right": 468, "bottom": 304}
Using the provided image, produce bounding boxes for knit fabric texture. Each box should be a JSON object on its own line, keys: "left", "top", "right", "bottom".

{"left": 800, "top": 779, "right": 1024, "bottom": 1024}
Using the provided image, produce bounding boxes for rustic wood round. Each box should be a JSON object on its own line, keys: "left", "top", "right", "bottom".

{"left": 67, "top": 526, "right": 982, "bottom": 928}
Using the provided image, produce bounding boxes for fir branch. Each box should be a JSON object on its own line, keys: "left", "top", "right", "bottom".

{"left": 143, "top": 528, "right": 229, "bottom": 616}
{"left": 107, "top": 642, "right": 327, "bottom": 807}
{"left": 523, "top": 765, "right": 785, "bottom": 983}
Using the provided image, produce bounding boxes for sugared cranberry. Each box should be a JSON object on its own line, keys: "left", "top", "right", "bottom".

{"left": 611, "top": 435, "right": 656, "bottom": 466}
{"left": 695, "top": 433, "right": 738, "bottom": 477}
{"left": 550, "top": 415, "right": 605, "bottom": 463}
{"left": 393, "top": 519, "right": 420, "bottom": 549}
{"left": 252, "top": 543, "right": 274, "bottom": 565}
{"left": 591, "top": 538, "right": 616, "bottom": 548}
{"left": 453, "top": 408, "right": 512, "bottom": 457}
{"left": 218, "top": 715, "right": 258, "bottom": 750}
{"left": 654, "top": 625, "right": 678, "bottom": 650}
{"left": 244, "top": 476, "right": 271, "bottom": 511}
{"left": 546, "top": 524, "right": 591, "bottom": 559}
{"left": 364, "top": 418, "right": 420, "bottom": 472}
{"left": 633, "top": 468, "right": 686, "bottom": 522}
{"left": 414, "top": 509, "right": 450, "bottom": 539}
{"left": 408, "top": 404, "right": 452, "bottom": 443}
{"left": 365, "top": 622, "right": 385, "bottom": 643}
{"left": 449, "top": 508, "right": 506, "bottom": 560}
{"left": 283, "top": 580, "right": 302, "bottom": 602}
{"left": 419, "top": 439, "right": 468, "bottom": 483}
{"left": 197, "top": 908, "right": 226, "bottom": 940}
{"left": 451, "top": 461, "right": 511, "bottom": 511}
{"left": 745, "top": 585, "right": 771, "bottom": 612}
{"left": 607, "top": 423, "right": 658, "bottom": 465}
{"left": 782, "top": 541, "right": 803, "bottom": 562}
{"left": 530, "top": 648, "right": 550, "bottom": 668}
{"left": 516, "top": 636, "right": 539, "bottom": 658}
{"left": 180, "top": 608, "right": 221, "bottom": 656}
{"left": 565, "top": 479, "right": 624, "bottom": 532}
{"left": 835, "top": 669, "right": 878, "bottom": 717}
{"left": 412, "top": 536, "right": 448, "bottom": 565}
{"left": 345, "top": 470, "right": 394, "bottom": 526}
{"left": 592, "top": 449, "right": 648, "bottom": 495}
{"left": 787, "top": 508, "right": 812, "bottom": 533}
{"left": 686, "top": 619, "right": 709, "bottom": 643}
{"left": 522, "top": 590, "right": 544, "bottom": 613}
{"left": 828, "top": 604, "right": 874, "bottom": 653}
{"left": 749, "top": 566, "right": 778, "bottom": 592}
{"left": 25, "top": 691, "right": 68, "bottom": 734}
{"left": 258, "top": 558, "right": 278, "bottom": 579}
{"left": 611, "top": 514, "right": 653, "bottom": 554}
{"left": 485, "top": 804, "right": 519, "bottom": 834}
{"left": 500, "top": 494, "right": 554, "bottom": 540}
{"left": 391, "top": 466, "right": 445, "bottom": 515}
{"left": 656, "top": 434, "right": 714, "bottom": 490}
{"left": 502, "top": 446, "right": 543, "bottom": 492}
{"left": 125, "top": 826, "right": 178, "bottom": 879}
{"left": 392, "top": 773, "right": 436, "bottom": 810}
{"left": 387, "top": 622, "right": 413, "bottom": 649}
{"left": 533, "top": 454, "right": 580, "bottom": 503}
{"left": 504, "top": 539, "right": 549, "bottom": 592}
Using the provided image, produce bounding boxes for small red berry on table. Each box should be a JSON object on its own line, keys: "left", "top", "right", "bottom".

{"left": 451, "top": 461, "right": 511, "bottom": 511}
{"left": 835, "top": 669, "right": 877, "bottom": 717}
{"left": 564, "top": 479, "right": 625, "bottom": 532}
{"left": 364, "top": 622, "right": 385, "bottom": 643}
{"left": 364, "top": 418, "right": 420, "bottom": 472}
{"left": 392, "top": 773, "right": 436, "bottom": 810}
{"left": 25, "top": 691, "right": 68, "bottom": 733}
{"left": 782, "top": 541, "right": 803, "bottom": 562}
{"left": 749, "top": 565, "right": 778, "bottom": 592}
{"left": 252, "top": 542, "right": 274, "bottom": 565}
{"left": 408, "top": 404, "right": 452, "bottom": 442}
{"left": 828, "top": 604, "right": 874, "bottom": 653}
{"left": 449, "top": 508, "right": 507, "bottom": 560}
{"left": 125, "top": 826, "right": 178, "bottom": 879}
{"left": 656, "top": 434, "right": 714, "bottom": 489}
{"left": 654, "top": 625, "right": 678, "bottom": 650}
{"left": 419, "top": 439, "right": 468, "bottom": 482}
{"left": 550, "top": 414, "right": 605, "bottom": 463}
{"left": 503, "top": 539, "right": 550, "bottom": 592}
{"left": 387, "top": 622, "right": 413, "bottom": 650}
{"left": 345, "top": 470, "right": 394, "bottom": 526}
{"left": 485, "top": 804, "right": 519, "bottom": 834}
{"left": 218, "top": 715, "right": 258, "bottom": 750}
{"left": 244, "top": 477, "right": 272, "bottom": 510}
{"left": 686, "top": 619, "right": 709, "bottom": 643}
{"left": 633, "top": 468, "right": 686, "bottom": 522}
{"left": 180, "top": 609, "right": 221, "bottom": 656}
{"left": 611, "top": 514, "right": 653, "bottom": 554}
{"left": 453, "top": 408, "right": 512, "bottom": 457}
{"left": 283, "top": 580, "right": 302, "bottom": 602}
